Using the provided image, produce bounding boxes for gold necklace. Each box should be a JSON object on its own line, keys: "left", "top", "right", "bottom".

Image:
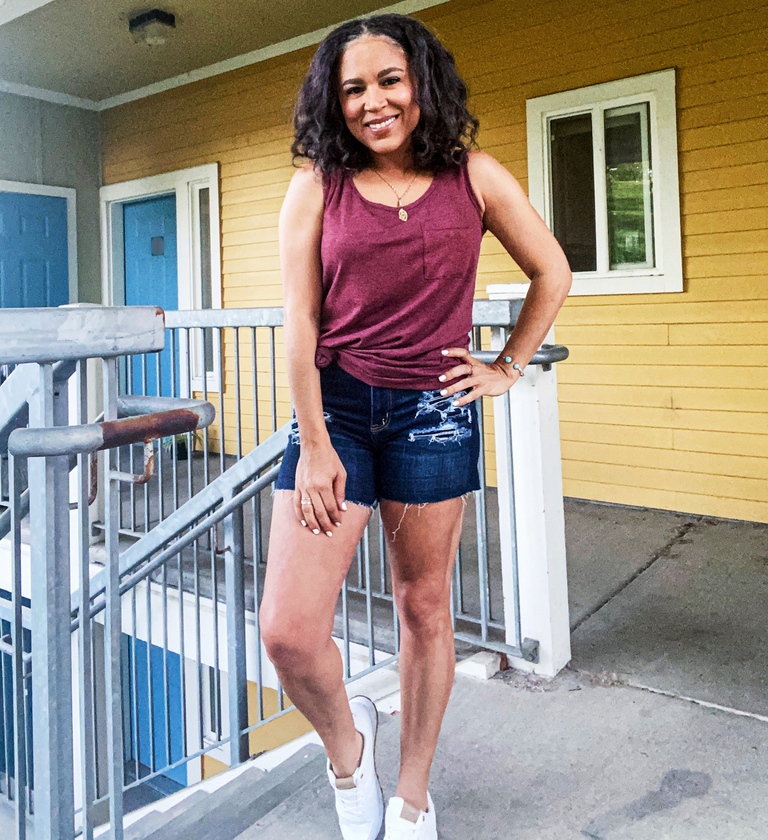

{"left": 369, "top": 168, "right": 419, "bottom": 221}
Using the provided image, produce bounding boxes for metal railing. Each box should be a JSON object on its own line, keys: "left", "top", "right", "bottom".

{"left": 115, "top": 302, "right": 564, "bottom": 658}
{"left": 0, "top": 301, "right": 568, "bottom": 839}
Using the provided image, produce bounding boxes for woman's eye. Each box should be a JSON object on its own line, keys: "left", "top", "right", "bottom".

{"left": 382, "top": 77, "right": 400, "bottom": 86}
{"left": 344, "top": 86, "right": 363, "bottom": 96}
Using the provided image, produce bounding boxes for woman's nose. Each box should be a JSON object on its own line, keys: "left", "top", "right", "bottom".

{"left": 363, "top": 88, "right": 387, "bottom": 111}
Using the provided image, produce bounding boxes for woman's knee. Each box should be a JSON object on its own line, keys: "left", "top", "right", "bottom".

{"left": 395, "top": 582, "right": 451, "bottom": 635}
{"left": 259, "top": 605, "right": 327, "bottom": 668}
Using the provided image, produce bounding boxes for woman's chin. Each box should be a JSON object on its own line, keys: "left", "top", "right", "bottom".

{"left": 363, "top": 134, "right": 411, "bottom": 157}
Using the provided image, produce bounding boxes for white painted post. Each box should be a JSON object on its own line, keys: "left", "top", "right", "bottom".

{"left": 489, "top": 284, "right": 570, "bottom": 677}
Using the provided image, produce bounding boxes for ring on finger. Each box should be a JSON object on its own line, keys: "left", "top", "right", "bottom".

{"left": 300, "top": 498, "right": 312, "bottom": 506}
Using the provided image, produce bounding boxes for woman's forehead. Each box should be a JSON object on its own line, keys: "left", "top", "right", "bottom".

{"left": 339, "top": 34, "right": 408, "bottom": 77}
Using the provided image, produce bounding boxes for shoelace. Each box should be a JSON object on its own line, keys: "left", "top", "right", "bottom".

{"left": 336, "top": 785, "right": 365, "bottom": 818}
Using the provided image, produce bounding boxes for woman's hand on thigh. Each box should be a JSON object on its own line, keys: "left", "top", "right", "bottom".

{"left": 294, "top": 443, "right": 347, "bottom": 536}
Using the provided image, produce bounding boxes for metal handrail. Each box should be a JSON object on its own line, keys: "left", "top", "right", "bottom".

{"left": 76, "top": 424, "right": 289, "bottom": 621}
{"left": 473, "top": 344, "right": 570, "bottom": 368}
{"left": 0, "top": 305, "right": 166, "bottom": 365}
{"left": 8, "top": 403, "right": 211, "bottom": 458}
{"left": 161, "top": 299, "right": 523, "bottom": 330}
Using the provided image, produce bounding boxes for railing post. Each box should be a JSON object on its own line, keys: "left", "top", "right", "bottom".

{"left": 224, "top": 489, "right": 249, "bottom": 765}
{"left": 76, "top": 360, "right": 96, "bottom": 840}
{"left": 27, "top": 362, "right": 76, "bottom": 839}
{"left": 493, "top": 324, "right": 571, "bottom": 677}
{"left": 10, "top": 452, "right": 28, "bottom": 840}
{"left": 102, "top": 356, "right": 125, "bottom": 840}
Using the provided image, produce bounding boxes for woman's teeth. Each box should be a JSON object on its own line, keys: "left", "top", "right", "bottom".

{"left": 368, "top": 116, "right": 397, "bottom": 132}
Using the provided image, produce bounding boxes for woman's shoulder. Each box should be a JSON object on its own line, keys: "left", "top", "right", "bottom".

{"left": 289, "top": 161, "right": 324, "bottom": 192}
{"left": 291, "top": 162, "right": 350, "bottom": 207}
{"left": 463, "top": 150, "right": 501, "bottom": 217}
{"left": 282, "top": 162, "right": 324, "bottom": 220}
{"left": 465, "top": 149, "right": 505, "bottom": 184}
{"left": 465, "top": 150, "right": 527, "bottom": 211}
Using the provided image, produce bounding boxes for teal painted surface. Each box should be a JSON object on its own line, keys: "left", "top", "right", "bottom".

{"left": 0, "top": 191, "right": 68, "bottom": 308}
{"left": 124, "top": 194, "right": 178, "bottom": 396}
{"left": 126, "top": 636, "right": 187, "bottom": 787}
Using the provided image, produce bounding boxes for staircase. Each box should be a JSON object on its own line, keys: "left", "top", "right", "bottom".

{"left": 121, "top": 744, "right": 329, "bottom": 840}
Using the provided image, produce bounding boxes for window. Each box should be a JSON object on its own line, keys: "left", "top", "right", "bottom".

{"left": 190, "top": 183, "right": 216, "bottom": 384}
{"left": 527, "top": 69, "right": 682, "bottom": 295}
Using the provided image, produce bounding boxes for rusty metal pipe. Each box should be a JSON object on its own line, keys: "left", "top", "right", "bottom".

{"left": 8, "top": 407, "right": 205, "bottom": 459}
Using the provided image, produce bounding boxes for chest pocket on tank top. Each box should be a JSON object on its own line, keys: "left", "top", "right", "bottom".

{"left": 422, "top": 225, "right": 478, "bottom": 281}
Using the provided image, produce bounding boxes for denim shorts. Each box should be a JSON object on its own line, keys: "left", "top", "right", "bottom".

{"left": 276, "top": 363, "right": 481, "bottom": 507}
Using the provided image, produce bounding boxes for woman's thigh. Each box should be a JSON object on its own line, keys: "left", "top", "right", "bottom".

{"left": 262, "top": 490, "right": 373, "bottom": 637}
{"left": 380, "top": 497, "right": 465, "bottom": 595}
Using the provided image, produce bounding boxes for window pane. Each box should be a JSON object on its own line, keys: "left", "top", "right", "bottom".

{"left": 198, "top": 187, "right": 214, "bottom": 373}
{"left": 549, "top": 114, "right": 596, "bottom": 272}
{"left": 605, "top": 104, "right": 654, "bottom": 269}
{"left": 198, "top": 188, "right": 212, "bottom": 309}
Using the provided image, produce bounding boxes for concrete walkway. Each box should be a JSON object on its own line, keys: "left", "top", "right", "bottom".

{"left": 246, "top": 501, "right": 768, "bottom": 839}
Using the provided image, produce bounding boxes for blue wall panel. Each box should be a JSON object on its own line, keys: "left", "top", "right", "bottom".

{"left": 0, "top": 191, "right": 68, "bottom": 308}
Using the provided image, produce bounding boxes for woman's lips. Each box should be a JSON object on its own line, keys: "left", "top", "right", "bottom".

{"left": 366, "top": 115, "right": 398, "bottom": 133}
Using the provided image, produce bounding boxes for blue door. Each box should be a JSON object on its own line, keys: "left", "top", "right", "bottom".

{"left": 125, "top": 636, "right": 187, "bottom": 789}
{"left": 123, "top": 195, "right": 178, "bottom": 396}
{"left": 0, "top": 192, "right": 69, "bottom": 308}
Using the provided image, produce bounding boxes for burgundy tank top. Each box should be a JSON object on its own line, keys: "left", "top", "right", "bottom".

{"left": 315, "top": 157, "right": 484, "bottom": 390}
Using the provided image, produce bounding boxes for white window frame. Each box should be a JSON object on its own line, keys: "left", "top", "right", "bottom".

{"left": 527, "top": 69, "right": 682, "bottom": 296}
{"left": 0, "top": 179, "right": 78, "bottom": 303}
{"left": 99, "top": 163, "right": 222, "bottom": 393}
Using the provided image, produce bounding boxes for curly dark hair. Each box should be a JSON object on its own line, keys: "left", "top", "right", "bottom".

{"left": 291, "top": 14, "right": 479, "bottom": 173}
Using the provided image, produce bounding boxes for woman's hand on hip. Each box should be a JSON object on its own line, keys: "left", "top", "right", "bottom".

{"left": 294, "top": 443, "right": 347, "bottom": 536}
{"left": 438, "top": 347, "right": 521, "bottom": 406}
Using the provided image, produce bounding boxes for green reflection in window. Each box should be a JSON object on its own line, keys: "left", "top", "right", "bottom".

{"left": 605, "top": 103, "right": 654, "bottom": 270}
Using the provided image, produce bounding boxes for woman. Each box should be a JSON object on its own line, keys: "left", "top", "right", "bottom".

{"left": 259, "top": 13, "right": 571, "bottom": 840}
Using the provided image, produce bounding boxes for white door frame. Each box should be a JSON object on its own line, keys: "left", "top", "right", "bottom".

{"left": 99, "top": 163, "right": 222, "bottom": 393}
{"left": 99, "top": 162, "right": 221, "bottom": 309}
{"left": 0, "top": 179, "right": 78, "bottom": 303}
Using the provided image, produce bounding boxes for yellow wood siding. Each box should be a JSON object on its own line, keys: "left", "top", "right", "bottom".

{"left": 101, "top": 0, "right": 768, "bottom": 523}
{"left": 200, "top": 684, "right": 313, "bottom": 779}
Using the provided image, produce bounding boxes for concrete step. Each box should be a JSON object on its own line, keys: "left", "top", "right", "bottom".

{"left": 124, "top": 790, "right": 210, "bottom": 840}
{"left": 127, "top": 744, "right": 327, "bottom": 840}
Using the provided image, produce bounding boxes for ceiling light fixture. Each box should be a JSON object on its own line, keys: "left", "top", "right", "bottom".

{"left": 129, "top": 9, "right": 176, "bottom": 47}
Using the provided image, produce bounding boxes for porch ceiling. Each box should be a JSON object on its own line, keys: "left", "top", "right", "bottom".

{"left": 0, "top": 0, "right": 393, "bottom": 104}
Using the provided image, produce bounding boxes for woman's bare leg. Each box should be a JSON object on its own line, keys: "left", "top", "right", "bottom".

{"left": 260, "top": 490, "right": 372, "bottom": 776}
{"left": 380, "top": 497, "right": 465, "bottom": 813}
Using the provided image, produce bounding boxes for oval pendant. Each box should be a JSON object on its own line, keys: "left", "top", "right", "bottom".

{"left": 398, "top": 207, "right": 408, "bottom": 222}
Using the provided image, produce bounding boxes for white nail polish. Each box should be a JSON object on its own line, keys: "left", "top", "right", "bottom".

{"left": 341, "top": 502, "right": 348, "bottom": 511}
{"left": 441, "top": 349, "right": 449, "bottom": 355}
{"left": 335, "top": 521, "right": 342, "bottom": 527}
{"left": 438, "top": 374, "right": 446, "bottom": 382}
{"left": 301, "top": 520, "right": 307, "bottom": 527}
{"left": 312, "top": 528, "right": 320, "bottom": 535}
{"left": 452, "top": 400, "right": 459, "bottom": 407}
{"left": 440, "top": 389, "right": 448, "bottom": 396}
{"left": 326, "top": 531, "right": 333, "bottom": 537}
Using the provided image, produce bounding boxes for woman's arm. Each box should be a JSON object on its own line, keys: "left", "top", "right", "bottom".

{"left": 279, "top": 164, "right": 347, "bottom": 535}
{"left": 440, "top": 150, "right": 572, "bottom": 403}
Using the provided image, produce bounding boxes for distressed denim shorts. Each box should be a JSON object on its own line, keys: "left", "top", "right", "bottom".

{"left": 276, "top": 363, "right": 481, "bottom": 507}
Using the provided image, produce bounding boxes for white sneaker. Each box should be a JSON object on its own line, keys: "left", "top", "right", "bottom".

{"left": 384, "top": 793, "right": 437, "bottom": 839}
{"left": 327, "top": 695, "right": 384, "bottom": 840}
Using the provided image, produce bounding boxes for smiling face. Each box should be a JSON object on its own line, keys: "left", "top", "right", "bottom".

{"left": 338, "top": 35, "right": 421, "bottom": 163}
